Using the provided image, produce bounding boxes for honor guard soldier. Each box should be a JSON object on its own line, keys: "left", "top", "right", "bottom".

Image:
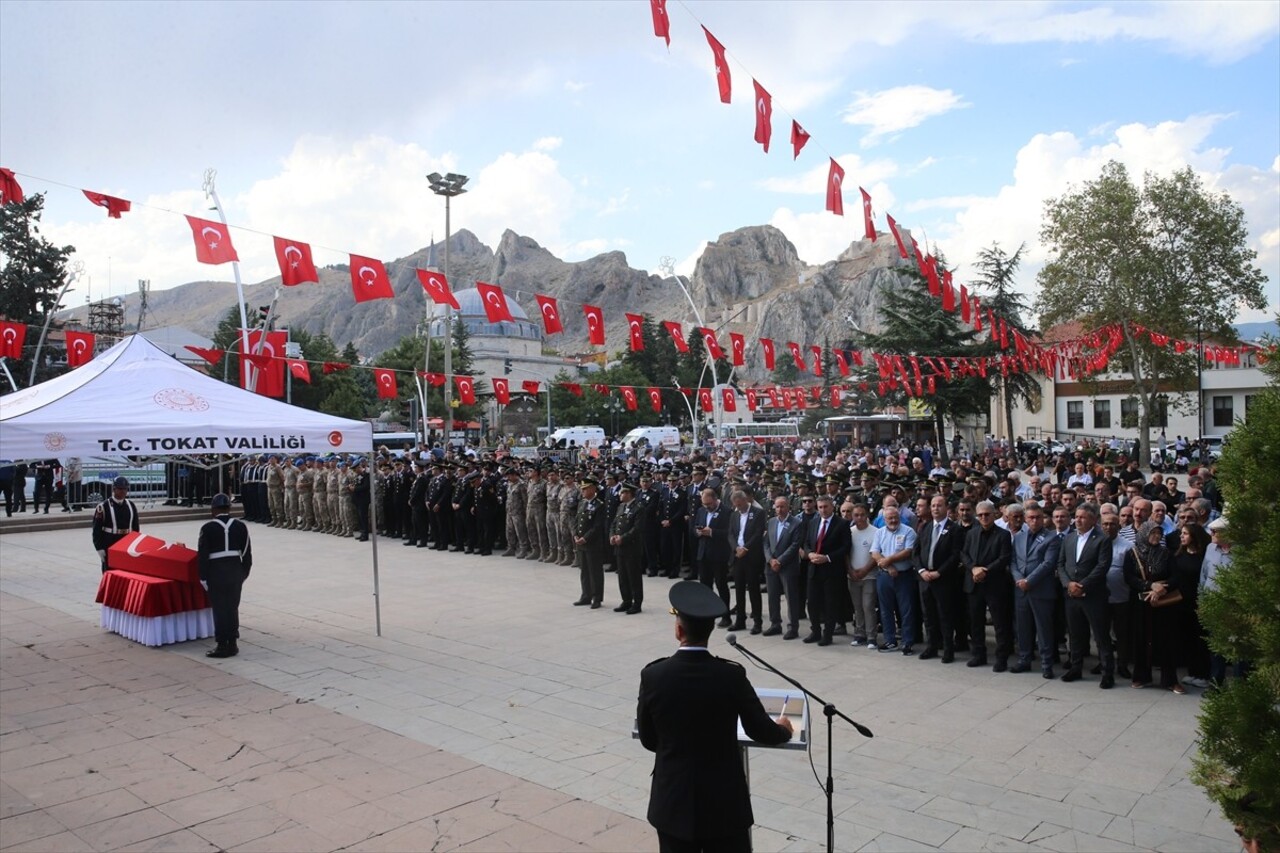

{"left": 475, "top": 462, "right": 500, "bottom": 556}
{"left": 525, "top": 466, "right": 548, "bottom": 561}
{"left": 544, "top": 469, "right": 563, "bottom": 564}
{"left": 296, "top": 458, "right": 315, "bottom": 531}
{"left": 406, "top": 460, "right": 430, "bottom": 547}
{"left": 281, "top": 458, "right": 300, "bottom": 529}
{"left": 428, "top": 462, "right": 453, "bottom": 550}
{"left": 557, "top": 469, "right": 580, "bottom": 566}
{"left": 265, "top": 456, "right": 285, "bottom": 527}
{"left": 198, "top": 493, "right": 253, "bottom": 658}
{"left": 610, "top": 481, "right": 644, "bottom": 614}
{"left": 311, "top": 457, "right": 329, "bottom": 532}
{"left": 637, "top": 581, "right": 793, "bottom": 851}
{"left": 573, "top": 476, "right": 607, "bottom": 608}
{"left": 503, "top": 466, "right": 529, "bottom": 557}
{"left": 92, "top": 476, "right": 140, "bottom": 573}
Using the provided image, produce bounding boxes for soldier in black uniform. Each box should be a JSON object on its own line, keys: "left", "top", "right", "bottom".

{"left": 610, "top": 482, "right": 645, "bottom": 614}
{"left": 638, "top": 474, "right": 663, "bottom": 578}
{"left": 659, "top": 472, "right": 686, "bottom": 579}
{"left": 452, "top": 468, "right": 477, "bottom": 553}
{"left": 404, "top": 460, "right": 428, "bottom": 547}
{"left": 198, "top": 493, "right": 253, "bottom": 658}
{"left": 428, "top": 462, "right": 453, "bottom": 551}
{"left": 573, "top": 477, "right": 608, "bottom": 609}
{"left": 475, "top": 462, "right": 501, "bottom": 556}
{"left": 637, "top": 581, "right": 793, "bottom": 852}
{"left": 91, "top": 476, "right": 139, "bottom": 573}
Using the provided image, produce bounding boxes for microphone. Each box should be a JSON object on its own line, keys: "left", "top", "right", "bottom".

{"left": 726, "top": 632, "right": 738, "bottom": 647}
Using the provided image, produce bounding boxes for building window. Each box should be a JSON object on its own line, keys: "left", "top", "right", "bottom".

{"left": 1067, "top": 401, "right": 1083, "bottom": 430}
{"left": 1245, "top": 395, "right": 1256, "bottom": 419}
{"left": 1213, "top": 396, "right": 1233, "bottom": 428}
{"left": 1093, "top": 400, "right": 1111, "bottom": 430}
{"left": 1121, "top": 397, "right": 1139, "bottom": 429}
{"left": 1154, "top": 397, "right": 1169, "bottom": 428}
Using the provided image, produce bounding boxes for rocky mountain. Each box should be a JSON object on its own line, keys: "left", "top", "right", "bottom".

{"left": 83, "top": 224, "right": 917, "bottom": 375}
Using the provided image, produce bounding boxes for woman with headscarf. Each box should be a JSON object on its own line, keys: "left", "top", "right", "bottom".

{"left": 1123, "top": 521, "right": 1184, "bottom": 693}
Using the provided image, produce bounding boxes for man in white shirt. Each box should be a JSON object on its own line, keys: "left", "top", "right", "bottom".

{"left": 846, "top": 503, "right": 879, "bottom": 648}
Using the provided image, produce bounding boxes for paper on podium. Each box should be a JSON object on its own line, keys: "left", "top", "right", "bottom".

{"left": 741, "top": 687, "right": 809, "bottom": 750}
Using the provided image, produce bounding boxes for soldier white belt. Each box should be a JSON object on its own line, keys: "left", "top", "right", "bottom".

{"left": 209, "top": 550, "right": 241, "bottom": 560}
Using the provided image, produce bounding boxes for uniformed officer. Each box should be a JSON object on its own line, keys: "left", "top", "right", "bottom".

{"left": 91, "top": 476, "right": 139, "bottom": 573}
{"left": 198, "top": 493, "right": 253, "bottom": 658}
{"left": 297, "top": 458, "right": 316, "bottom": 531}
{"left": 637, "top": 581, "right": 793, "bottom": 851}
{"left": 282, "top": 458, "right": 300, "bottom": 529}
{"left": 525, "top": 466, "right": 548, "bottom": 561}
{"left": 610, "top": 481, "right": 645, "bottom": 614}
{"left": 659, "top": 472, "right": 686, "bottom": 579}
{"left": 475, "top": 462, "right": 500, "bottom": 556}
{"left": 558, "top": 470, "right": 580, "bottom": 566}
{"left": 312, "top": 456, "right": 329, "bottom": 532}
{"left": 428, "top": 462, "right": 454, "bottom": 550}
{"left": 573, "top": 476, "right": 607, "bottom": 608}
{"left": 503, "top": 467, "right": 528, "bottom": 557}
{"left": 265, "top": 456, "right": 285, "bottom": 526}
{"left": 544, "top": 469, "right": 563, "bottom": 564}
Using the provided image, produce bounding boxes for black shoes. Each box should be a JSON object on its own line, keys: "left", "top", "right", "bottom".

{"left": 206, "top": 643, "right": 238, "bottom": 658}
{"left": 992, "top": 659, "right": 1008, "bottom": 673}
{"left": 817, "top": 636, "right": 833, "bottom": 647}
{"left": 1100, "top": 673, "right": 1115, "bottom": 689}
{"left": 730, "top": 621, "right": 746, "bottom": 632}
{"left": 802, "top": 632, "right": 821, "bottom": 644}
{"left": 750, "top": 624, "right": 762, "bottom": 636}
{"left": 718, "top": 617, "right": 731, "bottom": 628}
{"left": 1061, "top": 669, "right": 1083, "bottom": 683}
{"left": 901, "top": 646, "right": 917, "bottom": 657}
{"left": 783, "top": 628, "right": 799, "bottom": 640}
{"left": 762, "top": 625, "right": 782, "bottom": 637}
{"left": 940, "top": 650, "right": 955, "bottom": 664}
{"left": 614, "top": 603, "right": 632, "bottom": 612}
{"left": 573, "top": 599, "right": 590, "bottom": 606}
{"left": 626, "top": 607, "right": 642, "bottom": 615}
{"left": 590, "top": 601, "right": 602, "bottom": 609}
{"left": 918, "top": 648, "right": 938, "bottom": 660}
{"left": 1010, "top": 661, "right": 1031, "bottom": 674}
{"left": 966, "top": 657, "right": 988, "bottom": 668}
{"left": 877, "top": 642, "right": 899, "bottom": 653}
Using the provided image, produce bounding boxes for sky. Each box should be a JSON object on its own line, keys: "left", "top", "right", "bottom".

{"left": 2, "top": 0, "right": 1278, "bottom": 325}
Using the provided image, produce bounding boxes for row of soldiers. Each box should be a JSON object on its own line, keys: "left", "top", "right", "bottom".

{"left": 236, "top": 455, "right": 371, "bottom": 540}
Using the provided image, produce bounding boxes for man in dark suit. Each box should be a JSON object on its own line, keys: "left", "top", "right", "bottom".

{"left": 638, "top": 581, "right": 793, "bottom": 853}
{"left": 800, "top": 495, "right": 852, "bottom": 646}
{"left": 573, "top": 477, "right": 609, "bottom": 609}
{"left": 1011, "top": 504, "right": 1063, "bottom": 678}
{"left": 1056, "top": 502, "right": 1116, "bottom": 687}
{"left": 960, "top": 500, "right": 1015, "bottom": 670}
{"left": 913, "top": 494, "right": 963, "bottom": 662}
{"left": 692, "top": 488, "right": 733, "bottom": 626}
{"left": 726, "top": 490, "right": 767, "bottom": 634}
{"left": 763, "top": 495, "right": 804, "bottom": 639}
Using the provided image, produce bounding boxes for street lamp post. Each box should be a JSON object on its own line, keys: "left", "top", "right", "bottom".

{"left": 659, "top": 256, "right": 720, "bottom": 440}
{"left": 30, "top": 260, "right": 84, "bottom": 386}
{"left": 427, "top": 172, "right": 468, "bottom": 440}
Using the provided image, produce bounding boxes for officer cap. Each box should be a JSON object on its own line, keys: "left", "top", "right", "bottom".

{"left": 211, "top": 493, "right": 231, "bottom": 509}
{"left": 666, "top": 471, "right": 680, "bottom": 481}
{"left": 579, "top": 476, "right": 599, "bottom": 488}
{"left": 619, "top": 481, "right": 638, "bottom": 493}
{"left": 669, "top": 580, "right": 728, "bottom": 620}
{"left": 112, "top": 476, "right": 129, "bottom": 490}
{"left": 505, "top": 467, "right": 520, "bottom": 477}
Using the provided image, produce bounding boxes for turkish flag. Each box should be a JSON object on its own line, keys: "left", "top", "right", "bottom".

{"left": 826, "top": 159, "right": 845, "bottom": 215}
{"left": 960, "top": 285, "right": 971, "bottom": 324}
{"left": 787, "top": 342, "right": 806, "bottom": 372}
{"left": 626, "top": 313, "right": 645, "bottom": 351}
{"left": 720, "top": 387, "right": 737, "bottom": 412}
{"left": 534, "top": 293, "right": 563, "bottom": 334}
{"left": 492, "top": 377, "right": 511, "bottom": 404}
{"left": 65, "top": 331, "right": 95, "bottom": 367}
{"left": 239, "top": 330, "right": 286, "bottom": 397}
{"left": 704, "top": 27, "right": 731, "bottom": 103}
{"left": 522, "top": 380, "right": 541, "bottom": 395}
{"left": 621, "top": 386, "right": 638, "bottom": 411}
{"left": 562, "top": 382, "right": 583, "bottom": 397}
{"left": 753, "top": 80, "right": 772, "bottom": 153}
{"left": 583, "top": 304, "right": 605, "bottom": 346}
{"left": 0, "top": 168, "right": 23, "bottom": 204}
{"left": 942, "top": 270, "right": 956, "bottom": 312}
{"left": 973, "top": 297, "right": 984, "bottom": 331}
{"left": 350, "top": 255, "right": 394, "bottom": 302}
{"left": 0, "top": 321, "right": 27, "bottom": 359}
{"left": 454, "top": 375, "right": 476, "bottom": 405}
{"left": 791, "top": 121, "right": 810, "bottom": 160}
{"left": 647, "top": 387, "right": 663, "bottom": 413}
{"left": 859, "top": 188, "right": 876, "bottom": 241}
{"left": 754, "top": 339, "right": 773, "bottom": 371}
{"left": 476, "top": 282, "right": 514, "bottom": 323}
{"left": 592, "top": 383, "right": 609, "bottom": 396}
{"left": 767, "top": 387, "right": 782, "bottom": 408}
{"left": 851, "top": 350, "right": 863, "bottom": 367}
{"left": 886, "top": 214, "right": 908, "bottom": 259}
{"left": 698, "top": 388, "right": 714, "bottom": 412}
{"left": 698, "top": 327, "right": 724, "bottom": 360}
{"left": 729, "top": 332, "right": 745, "bottom": 366}
{"left": 288, "top": 359, "right": 311, "bottom": 384}
{"left": 183, "top": 345, "right": 222, "bottom": 365}
{"left": 651, "top": 0, "right": 670, "bottom": 46}
{"left": 831, "top": 387, "right": 842, "bottom": 408}
{"left": 834, "top": 349, "right": 849, "bottom": 377}
{"left": 273, "top": 237, "right": 319, "bottom": 286}
{"left": 324, "top": 362, "right": 350, "bottom": 375}
{"left": 999, "top": 318, "right": 1009, "bottom": 350}
{"left": 924, "top": 255, "right": 941, "bottom": 297}
{"left": 83, "top": 190, "right": 131, "bottom": 219}
{"left": 810, "top": 346, "right": 823, "bottom": 376}
{"left": 417, "top": 269, "right": 460, "bottom": 308}
{"left": 185, "top": 215, "right": 239, "bottom": 265}
{"left": 745, "top": 388, "right": 758, "bottom": 411}
{"left": 373, "top": 369, "right": 398, "bottom": 399}
{"left": 663, "top": 321, "right": 689, "bottom": 352}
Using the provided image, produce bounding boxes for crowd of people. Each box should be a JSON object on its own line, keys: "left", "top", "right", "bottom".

{"left": 227, "top": 431, "right": 1243, "bottom": 693}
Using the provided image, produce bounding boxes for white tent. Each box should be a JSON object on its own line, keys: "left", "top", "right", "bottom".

{"left": 0, "top": 334, "right": 371, "bottom": 460}
{"left": 1, "top": 335, "right": 387, "bottom": 634}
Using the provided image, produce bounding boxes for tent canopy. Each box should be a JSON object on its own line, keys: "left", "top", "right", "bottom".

{"left": 0, "top": 335, "right": 371, "bottom": 461}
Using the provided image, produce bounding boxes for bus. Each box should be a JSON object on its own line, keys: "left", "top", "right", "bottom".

{"left": 712, "top": 421, "right": 800, "bottom": 446}
{"left": 819, "top": 414, "right": 936, "bottom": 448}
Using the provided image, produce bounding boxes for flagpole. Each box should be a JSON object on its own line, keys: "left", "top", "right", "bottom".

{"left": 30, "top": 260, "right": 84, "bottom": 386}
{"left": 420, "top": 235, "right": 435, "bottom": 445}
{"left": 203, "top": 169, "right": 256, "bottom": 392}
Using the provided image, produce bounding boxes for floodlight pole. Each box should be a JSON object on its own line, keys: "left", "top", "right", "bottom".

{"left": 428, "top": 172, "right": 468, "bottom": 442}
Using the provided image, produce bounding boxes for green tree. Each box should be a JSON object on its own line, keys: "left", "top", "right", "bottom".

{"left": 1038, "top": 161, "right": 1266, "bottom": 464}
{"left": 849, "top": 268, "right": 990, "bottom": 461}
{"left": 0, "top": 194, "right": 73, "bottom": 327}
{"left": 1191, "top": 334, "right": 1280, "bottom": 849}
{"left": 972, "top": 242, "right": 1042, "bottom": 443}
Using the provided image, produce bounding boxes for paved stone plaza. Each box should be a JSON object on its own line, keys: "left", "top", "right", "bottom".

{"left": 1, "top": 522, "right": 1239, "bottom": 851}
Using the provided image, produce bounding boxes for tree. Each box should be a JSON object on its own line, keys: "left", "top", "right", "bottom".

{"left": 1038, "top": 161, "right": 1267, "bottom": 464}
{"left": 972, "top": 242, "right": 1042, "bottom": 443}
{"left": 849, "top": 269, "right": 991, "bottom": 461}
{"left": 0, "top": 194, "right": 73, "bottom": 327}
{"left": 1191, "top": 334, "right": 1279, "bottom": 849}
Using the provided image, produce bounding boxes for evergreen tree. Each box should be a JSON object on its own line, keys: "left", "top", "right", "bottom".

{"left": 0, "top": 194, "right": 73, "bottom": 327}
{"left": 972, "top": 242, "right": 1043, "bottom": 442}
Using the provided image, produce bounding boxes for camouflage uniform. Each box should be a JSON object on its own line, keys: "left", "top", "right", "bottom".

{"left": 559, "top": 479, "right": 580, "bottom": 566}
{"left": 266, "top": 458, "right": 285, "bottom": 526}
{"left": 525, "top": 473, "right": 548, "bottom": 560}
{"left": 313, "top": 460, "right": 330, "bottom": 532}
{"left": 297, "top": 461, "right": 316, "bottom": 531}
{"left": 544, "top": 474, "right": 562, "bottom": 563}
{"left": 503, "top": 475, "right": 528, "bottom": 557}
{"left": 342, "top": 466, "right": 359, "bottom": 536}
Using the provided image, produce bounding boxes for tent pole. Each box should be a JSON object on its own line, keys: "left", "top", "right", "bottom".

{"left": 369, "top": 468, "right": 382, "bottom": 636}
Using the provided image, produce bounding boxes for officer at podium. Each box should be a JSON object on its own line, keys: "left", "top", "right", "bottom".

{"left": 638, "top": 581, "right": 793, "bottom": 853}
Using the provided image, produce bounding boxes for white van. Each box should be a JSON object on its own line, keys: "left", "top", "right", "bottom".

{"left": 621, "top": 426, "right": 681, "bottom": 452}
{"left": 546, "top": 426, "right": 607, "bottom": 450}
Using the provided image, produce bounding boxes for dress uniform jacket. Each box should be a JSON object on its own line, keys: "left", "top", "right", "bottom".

{"left": 637, "top": 649, "right": 790, "bottom": 842}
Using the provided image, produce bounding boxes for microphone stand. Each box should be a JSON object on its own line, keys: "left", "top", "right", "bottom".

{"left": 727, "top": 634, "right": 872, "bottom": 853}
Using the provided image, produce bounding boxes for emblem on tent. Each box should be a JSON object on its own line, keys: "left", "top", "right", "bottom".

{"left": 328, "top": 430, "right": 344, "bottom": 447}
{"left": 153, "top": 388, "right": 210, "bottom": 412}
{"left": 43, "top": 432, "right": 67, "bottom": 452}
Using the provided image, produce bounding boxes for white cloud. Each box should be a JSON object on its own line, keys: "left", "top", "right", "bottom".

{"left": 532, "top": 136, "right": 563, "bottom": 152}
{"left": 760, "top": 154, "right": 898, "bottom": 194}
{"left": 922, "top": 114, "right": 1278, "bottom": 320}
{"left": 563, "top": 80, "right": 588, "bottom": 93}
{"left": 841, "top": 86, "right": 970, "bottom": 147}
{"left": 598, "top": 189, "right": 631, "bottom": 217}
{"left": 768, "top": 181, "right": 897, "bottom": 265}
